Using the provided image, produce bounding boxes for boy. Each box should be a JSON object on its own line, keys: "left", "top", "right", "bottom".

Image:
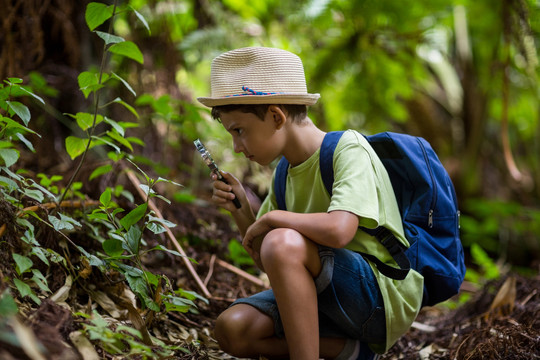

{"left": 197, "top": 47, "right": 423, "bottom": 360}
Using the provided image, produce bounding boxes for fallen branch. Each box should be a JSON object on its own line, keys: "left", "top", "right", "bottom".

{"left": 19, "top": 199, "right": 100, "bottom": 215}
{"left": 125, "top": 170, "right": 212, "bottom": 299}
{"left": 216, "top": 258, "right": 268, "bottom": 289}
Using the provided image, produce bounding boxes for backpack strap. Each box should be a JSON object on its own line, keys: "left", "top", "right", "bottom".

{"left": 319, "top": 131, "right": 345, "bottom": 196}
{"left": 275, "top": 156, "right": 290, "bottom": 211}
{"left": 318, "top": 131, "right": 411, "bottom": 281}
{"left": 358, "top": 229, "right": 410, "bottom": 280}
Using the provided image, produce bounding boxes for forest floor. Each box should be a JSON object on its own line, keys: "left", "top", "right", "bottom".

{"left": 1, "top": 191, "right": 539, "bottom": 360}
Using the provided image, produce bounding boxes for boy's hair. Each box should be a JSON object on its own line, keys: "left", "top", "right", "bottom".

{"left": 211, "top": 104, "right": 308, "bottom": 123}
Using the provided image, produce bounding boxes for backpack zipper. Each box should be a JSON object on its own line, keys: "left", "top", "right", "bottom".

{"left": 417, "top": 138, "right": 437, "bottom": 228}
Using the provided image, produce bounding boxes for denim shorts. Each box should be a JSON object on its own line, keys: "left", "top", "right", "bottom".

{"left": 232, "top": 246, "right": 386, "bottom": 348}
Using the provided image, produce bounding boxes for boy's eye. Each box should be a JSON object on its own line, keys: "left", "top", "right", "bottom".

{"left": 234, "top": 128, "right": 243, "bottom": 135}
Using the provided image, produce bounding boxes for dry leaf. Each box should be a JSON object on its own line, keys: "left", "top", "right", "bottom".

{"left": 69, "top": 331, "right": 100, "bottom": 360}
{"left": 50, "top": 275, "right": 72, "bottom": 303}
{"left": 487, "top": 276, "right": 516, "bottom": 319}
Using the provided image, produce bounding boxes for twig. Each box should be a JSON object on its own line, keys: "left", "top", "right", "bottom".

{"left": 204, "top": 254, "right": 216, "bottom": 287}
{"left": 125, "top": 170, "right": 212, "bottom": 299}
{"left": 216, "top": 258, "right": 268, "bottom": 289}
{"left": 19, "top": 199, "right": 100, "bottom": 214}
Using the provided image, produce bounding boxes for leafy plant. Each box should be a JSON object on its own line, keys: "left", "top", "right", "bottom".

{"left": 80, "top": 310, "right": 187, "bottom": 358}
{"left": 0, "top": 1, "right": 205, "bottom": 357}
{"left": 66, "top": 0, "right": 205, "bottom": 318}
{"left": 86, "top": 162, "right": 201, "bottom": 313}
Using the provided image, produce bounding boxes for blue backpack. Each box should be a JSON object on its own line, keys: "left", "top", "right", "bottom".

{"left": 274, "top": 131, "right": 466, "bottom": 307}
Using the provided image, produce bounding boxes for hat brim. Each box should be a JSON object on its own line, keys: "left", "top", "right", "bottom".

{"left": 197, "top": 93, "right": 320, "bottom": 107}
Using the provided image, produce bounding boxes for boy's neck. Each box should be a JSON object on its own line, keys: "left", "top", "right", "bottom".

{"left": 282, "top": 119, "right": 326, "bottom": 167}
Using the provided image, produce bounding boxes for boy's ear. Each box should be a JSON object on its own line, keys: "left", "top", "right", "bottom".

{"left": 268, "top": 105, "right": 287, "bottom": 129}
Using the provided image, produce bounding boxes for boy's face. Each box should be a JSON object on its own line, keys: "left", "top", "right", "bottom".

{"left": 219, "top": 107, "right": 285, "bottom": 166}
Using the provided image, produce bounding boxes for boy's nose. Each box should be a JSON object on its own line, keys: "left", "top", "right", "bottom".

{"left": 233, "top": 140, "right": 243, "bottom": 154}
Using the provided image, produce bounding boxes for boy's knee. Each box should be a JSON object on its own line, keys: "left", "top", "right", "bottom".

{"left": 261, "top": 228, "right": 310, "bottom": 265}
{"left": 214, "top": 308, "right": 255, "bottom": 356}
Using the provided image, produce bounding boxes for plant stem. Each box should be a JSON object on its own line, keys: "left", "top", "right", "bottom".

{"left": 56, "top": 0, "right": 119, "bottom": 207}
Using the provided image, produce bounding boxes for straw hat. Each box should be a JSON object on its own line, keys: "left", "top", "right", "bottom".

{"left": 197, "top": 47, "right": 320, "bottom": 107}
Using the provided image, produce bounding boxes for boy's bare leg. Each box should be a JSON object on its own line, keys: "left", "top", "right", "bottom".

{"left": 260, "top": 228, "right": 322, "bottom": 359}
{"left": 215, "top": 228, "right": 347, "bottom": 359}
{"left": 215, "top": 304, "right": 346, "bottom": 358}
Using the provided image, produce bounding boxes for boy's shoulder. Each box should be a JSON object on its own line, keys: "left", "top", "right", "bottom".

{"left": 332, "top": 130, "right": 373, "bottom": 156}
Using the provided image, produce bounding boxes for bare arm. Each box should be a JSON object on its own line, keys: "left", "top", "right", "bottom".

{"left": 243, "top": 210, "right": 359, "bottom": 253}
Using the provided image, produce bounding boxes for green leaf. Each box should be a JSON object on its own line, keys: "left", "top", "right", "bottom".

{"left": 0, "top": 148, "right": 19, "bottom": 167}
{"left": 156, "top": 176, "right": 184, "bottom": 188}
{"left": 19, "top": 86, "right": 45, "bottom": 105}
{"left": 100, "top": 187, "right": 112, "bottom": 207}
{"left": 131, "top": 7, "right": 151, "bottom": 35}
{"left": 139, "top": 184, "right": 150, "bottom": 196}
{"left": 120, "top": 203, "right": 147, "bottom": 230}
{"left": 16, "top": 133, "right": 36, "bottom": 152}
{"left": 7, "top": 77, "right": 23, "bottom": 84}
{"left": 164, "top": 298, "right": 191, "bottom": 313}
{"left": 31, "top": 246, "right": 49, "bottom": 266}
{"left": 106, "top": 129, "right": 133, "bottom": 151}
{"left": 85, "top": 2, "right": 114, "bottom": 31}
{"left": 13, "top": 253, "right": 33, "bottom": 275}
{"left": 6, "top": 101, "right": 31, "bottom": 125}
{"left": 111, "top": 98, "right": 139, "bottom": 119}
{"left": 111, "top": 72, "right": 136, "bottom": 96}
{"left": 31, "top": 269, "right": 51, "bottom": 293}
{"left": 148, "top": 216, "right": 177, "bottom": 229}
{"left": 13, "top": 279, "right": 41, "bottom": 305}
{"left": 48, "top": 213, "right": 81, "bottom": 231}
{"left": 77, "top": 71, "right": 96, "bottom": 88}
{"left": 22, "top": 188, "right": 44, "bottom": 202}
{"left": 28, "top": 179, "right": 57, "bottom": 200}
{"left": 95, "top": 31, "right": 125, "bottom": 45}
{"left": 124, "top": 225, "right": 142, "bottom": 255}
{"left": 0, "top": 141, "right": 11, "bottom": 149}
{"left": 103, "top": 238, "right": 124, "bottom": 257}
{"left": 77, "top": 72, "right": 108, "bottom": 98}
{"left": 104, "top": 117, "right": 125, "bottom": 136}
{"left": 1, "top": 116, "right": 39, "bottom": 135}
{"left": 0, "top": 175, "right": 18, "bottom": 192}
{"left": 91, "top": 135, "right": 119, "bottom": 154}
{"left": 90, "top": 164, "right": 113, "bottom": 181}
{"left": 66, "top": 112, "right": 104, "bottom": 131}
{"left": 151, "top": 244, "right": 184, "bottom": 258}
{"left": 0, "top": 290, "right": 19, "bottom": 317}
{"left": 65, "top": 136, "right": 87, "bottom": 160}
{"left": 88, "top": 211, "right": 108, "bottom": 221}
{"left": 108, "top": 41, "right": 144, "bottom": 64}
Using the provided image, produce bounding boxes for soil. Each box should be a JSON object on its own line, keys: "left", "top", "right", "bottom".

{"left": 1, "top": 193, "right": 539, "bottom": 360}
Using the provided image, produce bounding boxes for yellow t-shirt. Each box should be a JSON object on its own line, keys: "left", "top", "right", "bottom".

{"left": 257, "top": 130, "right": 424, "bottom": 353}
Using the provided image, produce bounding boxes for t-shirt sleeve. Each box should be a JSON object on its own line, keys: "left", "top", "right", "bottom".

{"left": 327, "top": 131, "right": 381, "bottom": 230}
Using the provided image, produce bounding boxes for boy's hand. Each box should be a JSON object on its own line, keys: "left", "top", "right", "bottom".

{"left": 211, "top": 171, "right": 245, "bottom": 212}
{"left": 243, "top": 215, "right": 272, "bottom": 263}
